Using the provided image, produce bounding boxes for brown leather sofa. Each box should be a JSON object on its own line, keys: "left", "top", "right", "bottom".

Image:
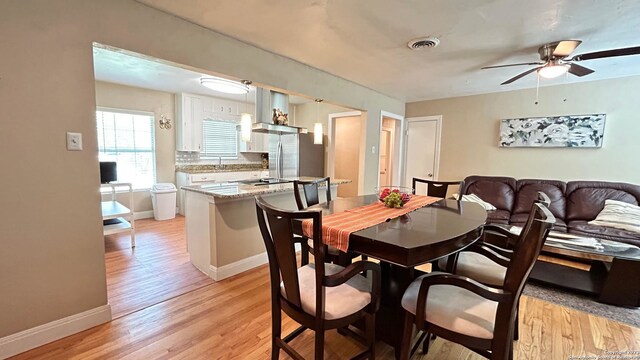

{"left": 461, "top": 175, "right": 640, "bottom": 247}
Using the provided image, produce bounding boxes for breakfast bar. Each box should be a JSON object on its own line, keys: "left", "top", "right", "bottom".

{"left": 182, "top": 178, "right": 350, "bottom": 280}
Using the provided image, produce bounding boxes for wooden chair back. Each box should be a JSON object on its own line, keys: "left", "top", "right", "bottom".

{"left": 255, "top": 196, "right": 326, "bottom": 312}
{"left": 503, "top": 203, "right": 553, "bottom": 293}
{"left": 293, "top": 177, "right": 332, "bottom": 210}
{"left": 412, "top": 178, "right": 463, "bottom": 197}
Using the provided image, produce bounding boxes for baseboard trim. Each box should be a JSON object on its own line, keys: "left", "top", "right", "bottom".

{"left": 209, "top": 252, "right": 269, "bottom": 281}
{"left": 207, "top": 244, "right": 301, "bottom": 281}
{"left": 0, "top": 305, "right": 112, "bottom": 359}
{"left": 134, "top": 210, "right": 154, "bottom": 220}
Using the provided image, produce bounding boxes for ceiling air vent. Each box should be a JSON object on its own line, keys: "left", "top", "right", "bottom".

{"left": 407, "top": 37, "right": 440, "bottom": 50}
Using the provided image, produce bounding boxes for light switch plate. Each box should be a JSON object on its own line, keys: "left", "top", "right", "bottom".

{"left": 66, "top": 132, "right": 83, "bottom": 151}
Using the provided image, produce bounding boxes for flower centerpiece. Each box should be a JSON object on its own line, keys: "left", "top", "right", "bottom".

{"left": 377, "top": 186, "right": 412, "bottom": 208}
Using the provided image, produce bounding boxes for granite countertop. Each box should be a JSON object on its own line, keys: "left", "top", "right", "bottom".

{"left": 182, "top": 177, "right": 351, "bottom": 199}
{"left": 176, "top": 164, "right": 266, "bottom": 173}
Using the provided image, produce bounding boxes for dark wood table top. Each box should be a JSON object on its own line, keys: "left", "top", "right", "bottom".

{"left": 302, "top": 195, "right": 488, "bottom": 267}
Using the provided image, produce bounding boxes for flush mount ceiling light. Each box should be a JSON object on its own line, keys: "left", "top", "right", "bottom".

{"left": 200, "top": 77, "right": 249, "bottom": 94}
{"left": 538, "top": 60, "right": 570, "bottom": 79}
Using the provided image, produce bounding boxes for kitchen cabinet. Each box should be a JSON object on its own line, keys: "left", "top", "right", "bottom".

{"left": 176, "top": 170, "right": 270, "bottom": 214}
{"left": 176, "top": 93, "right": 203, "bottom": 152}
{"left": 239, "top": 132, "right": 268, "bottom": 153}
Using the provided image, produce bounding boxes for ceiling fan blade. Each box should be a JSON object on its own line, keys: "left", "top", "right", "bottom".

{"left": 570, "top": 46, "right": 640, "bottom": 61}
{"left": 482, "top": 62, "right": 544, "bottom": 69}
{"left": 501, "top": 67, "right": 543, "bottom": 85}
{"left": 552, "top": 40, "right": 582, "bottom": 57}
{"left": 568, "top": 63, "right": 595, "bottom": 77}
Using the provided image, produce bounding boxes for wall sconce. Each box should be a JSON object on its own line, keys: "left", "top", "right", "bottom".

{"left": 159, "top": 114, "right": 172, "bottom": 130}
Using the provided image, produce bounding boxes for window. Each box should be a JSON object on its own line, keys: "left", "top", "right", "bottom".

{"left": 96, "top": 109, "right": 156, "bottom": 189}
{"left": 201, "top": 118, "right": 239, "bottom": 158}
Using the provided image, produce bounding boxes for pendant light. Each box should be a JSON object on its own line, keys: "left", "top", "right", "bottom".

{"left": 314, "top": 99, "right": 323, "bottom": 145}
{"left": 240, "top": 80, "right": 253, "bottom": 142}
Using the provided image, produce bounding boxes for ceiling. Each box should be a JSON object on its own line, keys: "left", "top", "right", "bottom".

{"left": 93, "top": 47, "right": 311, "bottom": 104}
{"left": 134, "top": 0, "right": 640, "bottom": 102}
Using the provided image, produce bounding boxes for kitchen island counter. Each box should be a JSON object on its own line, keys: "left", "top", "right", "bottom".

{"left": 183, "top": 177, "right": 350, "bottom": 281}
{"left": 181, "top": 177, "right": 351, "bottom": 199}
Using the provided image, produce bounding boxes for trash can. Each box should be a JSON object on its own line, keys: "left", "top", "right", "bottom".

{"left": 151, "top": 183, "right": 177, "bottom": 221}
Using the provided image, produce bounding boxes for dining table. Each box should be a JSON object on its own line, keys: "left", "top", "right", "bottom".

{"left": 294, "top": 194, "right": 487, "bottom": 359}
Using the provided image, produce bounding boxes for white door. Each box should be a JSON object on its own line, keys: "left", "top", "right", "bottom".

{"left": 405, "top": 118, "right": 439, "bottom": 194}
{"left": 378, "top": 129, "right": 391, "bottom": 186}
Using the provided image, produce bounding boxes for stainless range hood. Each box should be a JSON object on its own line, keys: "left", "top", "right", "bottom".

{"left": 253, "top": 88, "right": 307, "bottom": 134}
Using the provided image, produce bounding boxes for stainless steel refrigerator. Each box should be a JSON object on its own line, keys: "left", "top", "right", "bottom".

{"left": 269, "top": 133, "right": 324, "bottom": 179}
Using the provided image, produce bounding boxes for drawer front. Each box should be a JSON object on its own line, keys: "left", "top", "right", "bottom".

{"left": 190, "top": 173, "right": 217, "bottom": 183}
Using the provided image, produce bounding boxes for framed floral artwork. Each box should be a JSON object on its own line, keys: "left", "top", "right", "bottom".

{"left": 499, "top": 114, "right": 606, "bottom": 148}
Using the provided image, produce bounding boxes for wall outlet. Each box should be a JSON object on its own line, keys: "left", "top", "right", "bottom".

{"left": 66, "top": 132, "right": 83, "bottom": 151}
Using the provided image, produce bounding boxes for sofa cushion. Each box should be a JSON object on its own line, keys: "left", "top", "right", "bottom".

{"left": 510, "top": 214, "right": 567, "bottom": 232}
{"left": 462, "top": 176, "right": 517, "bottom": 212}
{"left": 589, "top": 199, "right": 640, "bottom": 234}
{"left": 566, "top": 181, "right": 640, "bottom": 221}
{"left": 514, "top": 179, "right": 566, "bottom": 220}
{"left": 486, "top": 209, "right": 511, "bottom": 224}
{"left": 567, "top": 220, "right": 640, "bottom": 247}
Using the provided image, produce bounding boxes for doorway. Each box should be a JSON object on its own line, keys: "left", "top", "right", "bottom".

{"left": 404, "top": 116, "right": 442, "bottom": 194}
{"left": 378, "top": 112, "right": 403, "bottom": 188}
{"left": 328, "top": 111, "right": 365, "bottom": 197}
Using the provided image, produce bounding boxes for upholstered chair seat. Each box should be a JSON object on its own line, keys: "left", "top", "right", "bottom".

{"left": 281, "top": 263, "right": 371, "bottom": 320}
{"left": 402, "top": 272, "right": 498, "bottom": 339}
{"left": 437, "top": 252, "right": 506, "bottom": 287}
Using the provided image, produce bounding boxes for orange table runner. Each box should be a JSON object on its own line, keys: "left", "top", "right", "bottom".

{"left": 302, "top": 195, "right": 440, "bottom": 252}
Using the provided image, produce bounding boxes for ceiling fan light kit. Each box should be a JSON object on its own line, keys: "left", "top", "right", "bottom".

{"left": 482, "top": 40, "right": 640, "bottom": 85}
{"left": 538, "top": 62, "right": 570, "bottom": 79}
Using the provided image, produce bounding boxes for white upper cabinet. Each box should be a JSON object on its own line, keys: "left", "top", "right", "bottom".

{"left": 176, "top": 93, "right": 203, "bottom": 152}
{"left": 177, "top": 93, "right": 253, "bottom": 152}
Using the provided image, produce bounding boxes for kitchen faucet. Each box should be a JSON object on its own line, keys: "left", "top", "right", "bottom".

{"left": 218, "top": 156, "right": 226, "bottom": 169}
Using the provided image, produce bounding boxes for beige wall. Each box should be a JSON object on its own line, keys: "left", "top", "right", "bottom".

{"left": 95, "top": 81, "right": 176, "bottom": 212}
{"left": 0, "top": 0, "right": 403, "bottom": 340}
{"left": 335, "top": 116, "right": 363, "bottom": 197}
{"left": 406, "top": 76, "right": 640, "bottom": 184}
{"left": 292, "top": 101, "right": 353, "bottom": 130}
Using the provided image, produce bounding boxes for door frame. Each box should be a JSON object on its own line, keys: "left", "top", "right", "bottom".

{"left": 377, "top": 111, "right": 405, "bottom": 188}
{"left": 403, "top": 115, "right": 443, "bottom": 184}
{"left": 327, "top": 111, "right": 365, "bottom": 194}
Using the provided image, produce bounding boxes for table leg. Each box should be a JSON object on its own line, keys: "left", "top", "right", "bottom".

{"left": 599, "top": 258, "right": 640, "bottom": 307}
{"left": 377, "top": 262, "right": 417, "bottom": 359}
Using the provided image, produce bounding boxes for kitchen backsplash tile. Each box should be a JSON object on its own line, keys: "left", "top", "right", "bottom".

{"left": 175, "top": 151, "right": 264, "bottom": 166}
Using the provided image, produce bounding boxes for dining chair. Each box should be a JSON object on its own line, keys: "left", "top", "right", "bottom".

{"left": 411, "top": 178, "right": 463, "bottom": 198}
{"left": 255, "top": 196, "right": 381, "bottom": 360}
{"left": 436, "top": 192, "right": 551, "bottom": 341}
{"left": 399, "top": 201, "right": 554, "bottom": 360}
{"left": 293, "top": 177, "right": 365, "bottom": 266}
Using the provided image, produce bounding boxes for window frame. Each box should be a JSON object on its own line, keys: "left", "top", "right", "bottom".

{"left": 199, "top": 115, "right": 240, "bottom": 160}
{"left": 96, "top": 106, "right": 157, "bottom": 190}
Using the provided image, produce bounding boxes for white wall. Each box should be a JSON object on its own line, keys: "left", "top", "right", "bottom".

{"left": 95, "top": 81, "right": 176, "bottom": 212}
{"left": 406, "top": 75, "right": 640, "bottom": 184}
{"left": 0, "top": 0, "right": 403, "bottom": 343}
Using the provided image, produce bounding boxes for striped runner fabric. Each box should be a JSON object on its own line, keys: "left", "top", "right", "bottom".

{"left": 302, "top": 195, "right": 440, "bottom": 252}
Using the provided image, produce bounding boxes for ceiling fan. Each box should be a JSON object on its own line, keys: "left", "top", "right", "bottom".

{"left": 483, "top": 40, "right": 640, "bottom": 85}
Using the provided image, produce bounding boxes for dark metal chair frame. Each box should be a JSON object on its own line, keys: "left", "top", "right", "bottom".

{"left": 400, "top": 202, "right": 554, "bottom": 360}
{"left": 256, "top": 196, "right": 381, "bottom": 360}
{"left": 411, "top": 178, "right": 464, "bottom": 198}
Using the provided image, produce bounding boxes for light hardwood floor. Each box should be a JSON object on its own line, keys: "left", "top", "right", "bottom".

{"left": 104, "top": 216, "right": 214, "bottom": 319}
{"left": 11, "top": 219, "right": 640, "bottom": 359}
